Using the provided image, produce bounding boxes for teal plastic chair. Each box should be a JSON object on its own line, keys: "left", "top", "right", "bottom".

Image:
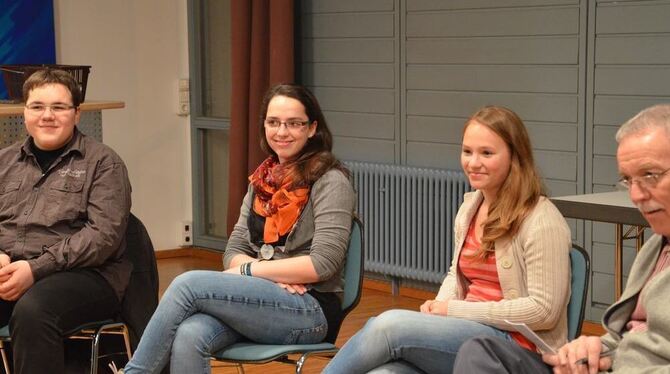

{"left": 210, "top": 217, "right": 365, "bottom": 373}
{"left": 567, "top": 244, "right": 590, "bottom": 340}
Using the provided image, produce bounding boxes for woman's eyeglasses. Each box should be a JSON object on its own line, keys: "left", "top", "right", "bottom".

{"left": 264, "top": 118, "right": 311, "bottom": 131}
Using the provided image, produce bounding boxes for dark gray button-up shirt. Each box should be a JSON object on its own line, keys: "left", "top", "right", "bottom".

{"left": 0, "top": 128, "right": 132, "bottom": 300}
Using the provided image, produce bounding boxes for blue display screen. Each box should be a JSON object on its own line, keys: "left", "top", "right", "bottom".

{"left": 0, "top": 0, "right": 56, "bottom": 99}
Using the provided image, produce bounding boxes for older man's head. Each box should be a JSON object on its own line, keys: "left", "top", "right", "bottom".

{"left": 616, "top": 104, "right": 670, "bottom": 236}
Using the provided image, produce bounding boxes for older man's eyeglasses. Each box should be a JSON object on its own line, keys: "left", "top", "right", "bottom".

{"left": 25, "top": 103, "right": 76, "bottom": 114}
{"left": 264, "top": 118, "right": 311, "bottom": 131}
{"left": 617, "top": 168, "right": 670, "bottom": 190}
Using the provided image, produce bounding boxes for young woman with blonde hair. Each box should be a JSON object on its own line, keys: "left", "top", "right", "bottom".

{"left": 323, "top": 105, "right": 571, "bottom": 374}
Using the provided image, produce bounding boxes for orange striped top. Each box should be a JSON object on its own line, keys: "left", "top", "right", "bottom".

{"left": 458, "top": 218, "right": 536, "bottom": 351}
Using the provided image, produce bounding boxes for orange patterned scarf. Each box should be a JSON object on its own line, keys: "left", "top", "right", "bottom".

{"left": 249, "top": 157, "right": 310, "bottom": 244}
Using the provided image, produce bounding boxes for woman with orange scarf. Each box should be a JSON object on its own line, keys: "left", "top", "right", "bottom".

{"left": 123, "top": 84, "right": 355, "bottom": 374}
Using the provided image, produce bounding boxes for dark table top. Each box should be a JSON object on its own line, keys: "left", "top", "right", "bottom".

{"left": 551, "top": 191, "right": 647, "bottom": 227}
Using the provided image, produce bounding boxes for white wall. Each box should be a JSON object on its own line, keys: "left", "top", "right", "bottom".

{"left": 54, "top": 0, "right": 192, "bottom": 250}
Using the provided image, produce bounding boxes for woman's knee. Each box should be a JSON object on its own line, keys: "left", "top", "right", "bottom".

{"left": 169, "top": 270, "right": 207, "bottom": 289}
{"left": 365, "top": 309, "right": 416, "bottom": 335}
{"left": 163, "top": 270, "right": 217, "bottom": 299}
{"left": 172, "top": 315, "right": 219, "bottom": 358}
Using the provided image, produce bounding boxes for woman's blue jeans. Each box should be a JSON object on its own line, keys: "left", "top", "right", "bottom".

{"left": 322, "top": 309, "right": 512, "bottom": 374}
{"left": 123, "top": 270, "right": 328, "bottom": 374}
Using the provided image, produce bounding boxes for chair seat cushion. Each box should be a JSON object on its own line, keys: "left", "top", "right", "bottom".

{"left": 211, "top": 342, "right": 337, "bottom": 362}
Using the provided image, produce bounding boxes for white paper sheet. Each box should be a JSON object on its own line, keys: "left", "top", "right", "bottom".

{"left": 503, "top": 319, "right": 557, "bottom": 354}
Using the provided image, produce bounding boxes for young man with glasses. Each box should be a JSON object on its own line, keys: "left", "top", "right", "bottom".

{"left": 0, "top": 69, "right": 132, "bottom": 373}
{"left": 453, "top": 104, "right": 670, "bottom": 374}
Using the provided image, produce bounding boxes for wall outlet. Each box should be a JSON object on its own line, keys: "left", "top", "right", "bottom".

{"left": 177, "top": 78, "right": 190, "bottom": 117}
{"left": 180, "top": 220, "right": 192, "bottom": 247}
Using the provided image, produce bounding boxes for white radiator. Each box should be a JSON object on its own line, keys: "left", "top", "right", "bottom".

{"left": 345, "top": 161, "right": 471, "bottom": 284}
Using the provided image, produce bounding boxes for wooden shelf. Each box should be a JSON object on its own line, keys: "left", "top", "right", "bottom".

{"left": 0, "top": 100, "right": 124, "bottom": 115}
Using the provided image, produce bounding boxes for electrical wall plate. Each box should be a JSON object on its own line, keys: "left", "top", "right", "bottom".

{"left": 177, "top": 78, "right": 190, "bottom": 116}
{"left": 180, "top": 220, "right": 192, "bottom": 246}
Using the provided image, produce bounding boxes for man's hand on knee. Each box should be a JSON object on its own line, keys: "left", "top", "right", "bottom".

{"left": 0, "top": 260, "right": 35, "bottom": 300}
{"left": 0, "top": 254, "right": 11, "bottom": 283}
{"left": 0, "top": 254, "right": 10, "bottom": 268}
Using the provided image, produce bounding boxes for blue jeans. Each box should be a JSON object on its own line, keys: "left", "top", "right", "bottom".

{"left": 124, "top": 270, "right": 328, "bottom": 374}
{"left": 323, "top": 309, "right": 512, "bottom": 374}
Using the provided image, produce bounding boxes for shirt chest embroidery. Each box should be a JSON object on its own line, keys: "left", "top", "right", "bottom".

{"left": 58, "top": 168, "right": 86, "bottom": 178}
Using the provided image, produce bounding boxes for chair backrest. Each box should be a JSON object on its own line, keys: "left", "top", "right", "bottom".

{"left": 120, "top": 214, "right": 159, "bottom": 350}
{"left": 341, "top": 216, "right": 365, "bottom": 315}
{"left": 567, "top": 244, "right": 590, "bottom": 340}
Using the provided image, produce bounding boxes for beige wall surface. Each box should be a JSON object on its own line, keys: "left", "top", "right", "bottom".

{"left": 54, "top": 0, "right": 192, "bottom": 250}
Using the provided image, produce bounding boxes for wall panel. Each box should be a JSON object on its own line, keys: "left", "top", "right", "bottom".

{"left": 407, "top": 65, "right": 577, "bottom": 93}
{"left": 407, "top": 7, "right": 578, "bottom": 37}
{"left": 303, "top": 39, "right": 395, "bottom": 63}
{"left": 310, "top": 87, "right": 395, "bottom": 114}
{"left": 406, "top": 142, "right": 461, "bottom": 169}
{"left": 407, "top": 91, "right": 578, "bottom": 123}
{"left": 303, "top": 13, "right": 394, "bottom": 38}
{"left": 334, "top": 137, "right": 396, "bottom": 163}
{"left": 596, "top": 2, "right": 670, "bottom": 34}
{"left": 407, "top": 37, "right": 578, "bottom": 64}
{"left": 296, "top": 0, "right": 670, "bottom": 324}
{"left": 596, "top": 35, "right": 670, "bottom": 64}
{"left": 408, "top": 0, "right": 577, "bottom": 11}
{"left": 303, "top": 63, "right": 395, "bottom": 88}
{"left": 303, "top": 0, "right": 394, "bottom": 13}
{"left": 301, "top": 2, "right": 398, "bottom": 163}
{"left": 326, "top": 111, "right": 395, "bottom": 140}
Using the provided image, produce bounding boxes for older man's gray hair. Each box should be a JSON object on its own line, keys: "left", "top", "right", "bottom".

{"left": 616, "top": 104, "right": 670, "bottom": 143}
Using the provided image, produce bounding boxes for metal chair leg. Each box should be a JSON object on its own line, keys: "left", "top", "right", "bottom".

{"left": 0, "top": 342, "right": 11, "bottom": 374}
{"left": 121, "top": 325, "right": 132, "bottom": 361}
{"left": 295, "top": 355, "right": 306, "bottom": 374}
{"left": 90, "top": 328, "right": 104, "bottom": 374}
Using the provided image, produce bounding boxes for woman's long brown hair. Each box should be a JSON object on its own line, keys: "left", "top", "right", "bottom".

{"left": 258, "top": 84, "right": 348, "bottom": 187}
{"left": 464, "top": 106, "right": 545, "bottom": 259}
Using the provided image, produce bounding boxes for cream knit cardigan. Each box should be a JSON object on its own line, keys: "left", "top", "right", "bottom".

{"left": 436, "top": 190, "right": 572, "bottom": 352}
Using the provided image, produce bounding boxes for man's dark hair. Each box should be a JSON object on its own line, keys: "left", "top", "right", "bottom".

{"left": 22, "top": 69, "right": 82, "bottom": 107}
